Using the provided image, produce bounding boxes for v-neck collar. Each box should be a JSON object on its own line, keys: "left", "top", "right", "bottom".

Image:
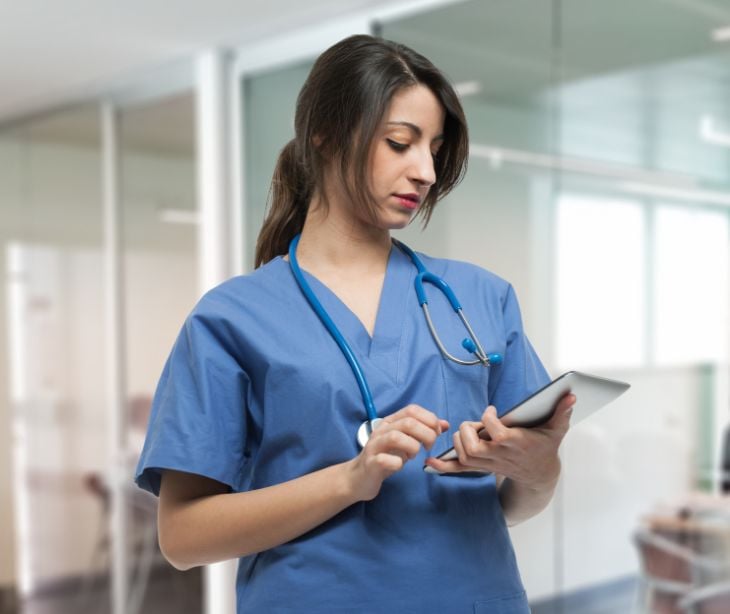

{"left": 278, "top": 242, "right": 414, "bottom": 375}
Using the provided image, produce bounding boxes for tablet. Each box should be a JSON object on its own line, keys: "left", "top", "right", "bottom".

{"left": 424, "top": 370, "right": 630, "bottom": 473}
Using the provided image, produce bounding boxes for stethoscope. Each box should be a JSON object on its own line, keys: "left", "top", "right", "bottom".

{"left": 288, "top": 233, "right": 503, "bottom": 448}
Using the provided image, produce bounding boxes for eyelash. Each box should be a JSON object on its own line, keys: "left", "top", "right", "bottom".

{"left": 387, "top": 138, "right": 408, "bottom": 152}
{"left": 387, "top": 138, "right": 439, "bottom": 159}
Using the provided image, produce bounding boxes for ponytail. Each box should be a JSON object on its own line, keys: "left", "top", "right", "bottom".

{"left": 254, "top": 140, "right": 310, "bottom": 268}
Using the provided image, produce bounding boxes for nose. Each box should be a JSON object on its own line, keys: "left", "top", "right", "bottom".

{"left": 410, "top": 147, "right": 437, "bottom": 188}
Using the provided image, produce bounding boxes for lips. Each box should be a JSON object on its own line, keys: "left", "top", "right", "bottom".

{"left": 394, "top": 193, "right": 421, "bottom": 209}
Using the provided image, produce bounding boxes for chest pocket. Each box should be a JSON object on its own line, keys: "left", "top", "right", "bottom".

{"left": 440, "top": 357, "right": 490, "bottom": 425}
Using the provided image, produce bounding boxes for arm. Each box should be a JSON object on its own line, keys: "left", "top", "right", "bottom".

{"left": 158, "top": 405, "right": 449, "bottom": 570}
{"left": 424, "top": 393, "right": 574, "bottom": 526}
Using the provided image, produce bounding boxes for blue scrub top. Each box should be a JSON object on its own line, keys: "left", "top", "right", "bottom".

{"left": 135, "top": 245, "right": 549, "bottom": 614}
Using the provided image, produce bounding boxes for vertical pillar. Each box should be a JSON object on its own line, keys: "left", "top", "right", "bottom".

{"left": 195, "top": 49, "right": 237, "bottom": 614}
{"left": 102, "top": 102, "right": 129, "bottom": 614}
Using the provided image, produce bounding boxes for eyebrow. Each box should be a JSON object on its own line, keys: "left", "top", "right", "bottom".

{"left": 387, "top": 121, "right": 444, "bottom": 142}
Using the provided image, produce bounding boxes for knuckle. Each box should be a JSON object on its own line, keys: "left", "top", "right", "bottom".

{"left": 387, "top": 430, "right": 403, "bottom": 445}
{"left": 403, "top": 417, "right": 417, "bottom": 430}
{"left": 463, "top": 438, "right": 479, "bottom": 457}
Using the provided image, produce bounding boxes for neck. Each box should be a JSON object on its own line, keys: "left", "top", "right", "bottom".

{"left": 295, "top": 194, "right": 392, "bottom": 274}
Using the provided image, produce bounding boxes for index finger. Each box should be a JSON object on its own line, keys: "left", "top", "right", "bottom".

{"left": 480, "top": 405, "right": 510, "bottom": 443}
{"left": 383, "top": 404, "right": 449, "bottom": 433}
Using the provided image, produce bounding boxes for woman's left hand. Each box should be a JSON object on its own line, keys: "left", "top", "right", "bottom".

{"left": 424, "top": 393, "right": 575, "bottom": 487}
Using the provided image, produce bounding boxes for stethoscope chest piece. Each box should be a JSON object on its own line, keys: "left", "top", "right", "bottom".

{"left": 357, "top": 418, "right": 384, "bottom": 448}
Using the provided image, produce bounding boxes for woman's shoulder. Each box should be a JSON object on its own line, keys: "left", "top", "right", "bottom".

{"left": 188, "top": 256, "right": 290, "bottom": 322}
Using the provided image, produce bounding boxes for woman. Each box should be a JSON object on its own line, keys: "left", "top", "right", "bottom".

{"left": 135, "top": 34, "right": 574, "bottom": 613}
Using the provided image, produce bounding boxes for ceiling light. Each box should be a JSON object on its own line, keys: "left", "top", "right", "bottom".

{"left": 711, "top": 25, "right": 730, "bottom": 42}
{"left": 454, "top": 81, "right": 482, "bottom": 98}
{"left": 158, "top": 208, "right": 199, "bottom": 224}
{"left": 699, "top": 114, "right": 730, "bottom": 147}
{"left": 621, "top": 182, "right": 730, "bottom": 206}
{"left": 470, "top": 143, "right": 730, "bottom": 207}
{"left": 470, "top": 144, "right": 697, "bottom": 187}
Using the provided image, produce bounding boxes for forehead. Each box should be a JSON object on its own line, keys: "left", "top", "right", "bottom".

{"left": 383, "top": 85, "right": 445, "bottom": 134}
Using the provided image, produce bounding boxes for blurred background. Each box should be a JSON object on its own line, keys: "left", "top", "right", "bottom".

{"left": 2, "top": 0, "right": 730, "bottom": 612}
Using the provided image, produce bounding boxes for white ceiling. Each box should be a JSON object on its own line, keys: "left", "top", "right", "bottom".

{"left": 0, "top": 0, "right": 399, "bottom": 123}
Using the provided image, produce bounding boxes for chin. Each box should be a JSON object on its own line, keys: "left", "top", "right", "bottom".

{"left": 384, "top": 221, "right": 411, "bottom": 232}
{"left": 383, "top": 212, "right": 416, "bottom": 230}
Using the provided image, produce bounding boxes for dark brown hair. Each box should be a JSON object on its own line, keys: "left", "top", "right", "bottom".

{"left": 254, "top": 34, "right": 469, "bottom": 267}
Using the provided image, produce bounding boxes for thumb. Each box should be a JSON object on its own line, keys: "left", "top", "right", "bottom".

{"left": 544, "top": 393, "right": 575, "bottom": 434}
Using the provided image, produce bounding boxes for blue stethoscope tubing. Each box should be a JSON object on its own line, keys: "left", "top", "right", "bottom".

{"left": 288, "top": 233, "right": 503, "bottom": 447}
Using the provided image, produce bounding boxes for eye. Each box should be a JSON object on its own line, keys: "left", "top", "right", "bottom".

{"left": 387, "top": 138, "right": 408, "bottom": 152}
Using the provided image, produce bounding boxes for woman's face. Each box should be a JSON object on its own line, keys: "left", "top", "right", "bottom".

{"left": 366, "top": 84, "right": 446, "bottom": 230}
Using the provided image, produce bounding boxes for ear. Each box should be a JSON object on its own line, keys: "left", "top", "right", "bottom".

{"left": 312, "top": 134, "right": 324, "bottom": 148}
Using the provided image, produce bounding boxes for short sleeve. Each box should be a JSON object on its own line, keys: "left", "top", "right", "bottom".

{"left": 134, "top": 308, "right": 250, "bottom": 496}
{"left": 487, "top": 284, "right": 550, "bottom": 414}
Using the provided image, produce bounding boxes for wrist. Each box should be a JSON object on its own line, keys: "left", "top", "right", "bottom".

{"left": 337, "top": 459, "right": 366, "bottom": 504}
{"left": 514, "top": 457, "right": 561, "bottom": 493}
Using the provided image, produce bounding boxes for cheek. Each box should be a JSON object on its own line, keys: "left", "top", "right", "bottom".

{"left": 373, "top": 156, "right": 402, "bottom": 189}
{"left": 368, "top": 169, "right": 391, "bottom": 200}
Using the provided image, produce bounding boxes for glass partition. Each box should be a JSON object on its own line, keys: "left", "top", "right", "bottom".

{"left": 554, "top": 1, "right": 730, "bottom": 610}
{"left": 1, "top": 91, "right": 204, "bottom": 613}
{"left": 379, "top": 0, "right": 730, "bottom": 611}
{"left": 0, "top": 105, "right": 109, "bottom": 608}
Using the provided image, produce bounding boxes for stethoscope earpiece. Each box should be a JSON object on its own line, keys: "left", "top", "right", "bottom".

{"left": 487, "top": 353, "right": 503, "bottom": 366}
{"left": 461, "top": 338, "right": 477, "bottom": 353}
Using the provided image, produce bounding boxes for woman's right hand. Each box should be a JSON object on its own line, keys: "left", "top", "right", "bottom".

{"left": 346, "top": 404, "right": 449, "bottom": 501}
